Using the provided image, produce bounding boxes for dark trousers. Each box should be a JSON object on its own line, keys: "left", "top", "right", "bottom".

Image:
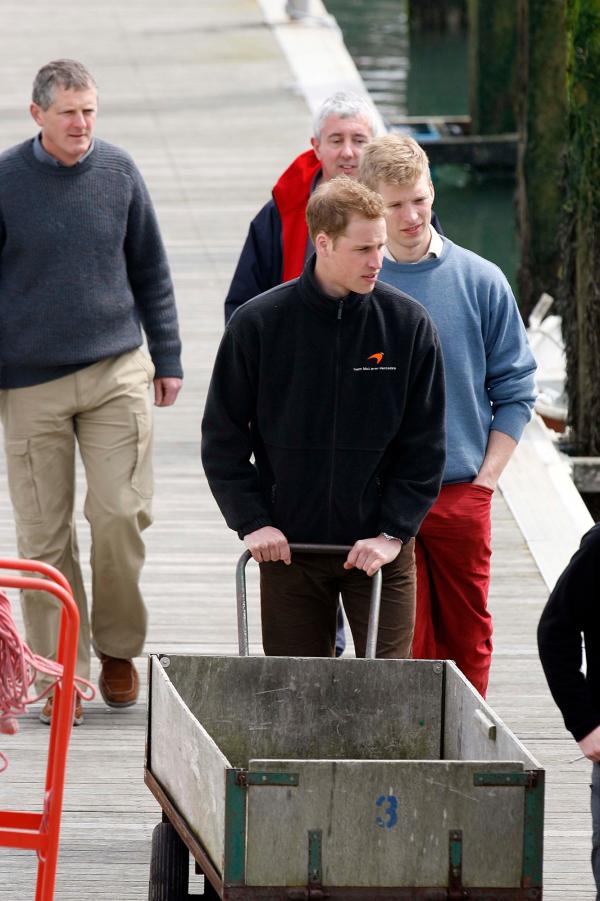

{"left": 592, "top": 762, "right": 600, "bottom": 899}
{"left": 259, "top": 540, "right": 416, "bottom": 658}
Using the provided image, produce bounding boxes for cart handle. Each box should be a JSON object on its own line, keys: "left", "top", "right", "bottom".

{"left": 235, "top": 543, "right": 382, "bottom": 659}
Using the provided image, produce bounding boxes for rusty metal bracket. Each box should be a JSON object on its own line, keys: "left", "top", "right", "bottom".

{"left": 448, "top": 829, "right": 469, "bottom": 898}
{"left": 473, "top": 771, "right": 539, "bottom": 789}
{"left": 304, "top": 829, "right": 331, "bottom": 897}
{"left": 308, "top": 829, "right": 323, "bottom": 888}
{"left": 473, "top": 769, "right": 544, "bottom": 892}
{"left": 235, "top": 770, "right": 299, "bottom": 788}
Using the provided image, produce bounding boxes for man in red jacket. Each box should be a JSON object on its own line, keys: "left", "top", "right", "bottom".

{"left": 224, "top": 91, "right": 378, "bottom": 322}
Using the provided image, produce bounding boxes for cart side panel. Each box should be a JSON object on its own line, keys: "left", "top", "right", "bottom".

{"left": 245, "top": 759, "right": 525, "bottom": 888}
{"left": 165, "top": 656, "right": 444, "bottom": 765}
{"left": 149, "top": 657, "right": 228, "bottom": 874}
{"left": 444, "top": 663, "right": 540, "bottom": 766}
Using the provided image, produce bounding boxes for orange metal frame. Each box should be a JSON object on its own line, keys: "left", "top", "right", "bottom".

{"left": 0, "top": 558, "right": 79, "bottom": 901}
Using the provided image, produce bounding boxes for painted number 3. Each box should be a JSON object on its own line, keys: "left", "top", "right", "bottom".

{"left": 375, "top": 793, "right": 398, "bottom": 829}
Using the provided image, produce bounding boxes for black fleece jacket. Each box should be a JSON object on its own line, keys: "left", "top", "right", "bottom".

{"left": 202, "top": 257, "right": 445, "bottom": 546}
{"left": 538, "top": 523, "right": 600, "bottom": 742}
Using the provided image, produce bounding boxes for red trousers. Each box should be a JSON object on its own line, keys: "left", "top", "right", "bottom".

{"left": 413, "top": 482, "right": 493, "bottom": 697}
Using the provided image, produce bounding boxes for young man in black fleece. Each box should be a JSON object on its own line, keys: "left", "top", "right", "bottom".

{"left": 538, "top": 524, "right": 600, "bottom": 899}
{"left": 202, "top": 177, "right": 445, "bottom": 658}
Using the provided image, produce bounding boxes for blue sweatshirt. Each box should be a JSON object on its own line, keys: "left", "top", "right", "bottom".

{"left": 380, "top": 238, "right": 536, "bottom": 484}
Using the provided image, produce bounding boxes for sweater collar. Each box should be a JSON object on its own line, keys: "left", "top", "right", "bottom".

{"left": 24, "top": 137, "right": 96, "bottom": 176}
{"left": 33, "top": 133, "right": 95, "bottom": 168}
{"left": 297, "top": 254, "right": 369, "bottom": 320}
{"left": 381, "top": 237, "right": 451, "bottom": 272}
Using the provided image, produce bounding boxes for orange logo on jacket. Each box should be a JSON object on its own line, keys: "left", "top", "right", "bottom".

{"left": 367, "top": 352, "right": 384, "bottom": 364}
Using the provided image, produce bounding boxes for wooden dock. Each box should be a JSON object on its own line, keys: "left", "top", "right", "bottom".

{"left": 0, "top": 0, "right": 595, "bottom": 897}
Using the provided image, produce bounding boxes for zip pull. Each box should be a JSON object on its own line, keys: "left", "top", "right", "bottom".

{"left": 337, "top": 299, "right": 344, "bottom": 320}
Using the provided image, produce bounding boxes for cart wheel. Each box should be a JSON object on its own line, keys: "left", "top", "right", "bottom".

{"left": 148, "top": 820, "right": 189, "bottom": 900}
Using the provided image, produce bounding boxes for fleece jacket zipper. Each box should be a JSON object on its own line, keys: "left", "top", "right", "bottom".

{"left": 326, "top": 299, "right": 344, "bottom": 540}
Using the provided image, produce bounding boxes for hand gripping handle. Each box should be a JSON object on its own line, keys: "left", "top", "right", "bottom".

{"left": 235, "top": 543, "right": 383, "bottom": 658}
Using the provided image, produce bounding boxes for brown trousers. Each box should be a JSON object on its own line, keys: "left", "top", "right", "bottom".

{"left": 0, "top": 349, "right": 155, "bottom": 681}
{"left": 259, "top": 540, "right": 416, "bottom": 658}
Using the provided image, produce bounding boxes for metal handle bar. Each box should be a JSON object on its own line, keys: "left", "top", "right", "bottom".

{"left": 235, "top": 543, "right": 382, "bottom": 659}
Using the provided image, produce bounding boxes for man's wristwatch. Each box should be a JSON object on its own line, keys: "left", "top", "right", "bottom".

{"left": 382, "top": 532, "right": 402, "bottom": 544}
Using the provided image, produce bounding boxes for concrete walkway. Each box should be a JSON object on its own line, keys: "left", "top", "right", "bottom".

{"left": 0, "top": 1, "right": 594, "bottom": 897}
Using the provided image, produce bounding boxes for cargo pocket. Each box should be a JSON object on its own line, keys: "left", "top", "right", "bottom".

{"left": 4, "top": 438, "right": 43, "bottom": 524}
{"left": 131, "top": 412, "right": 154, "bottom": 499}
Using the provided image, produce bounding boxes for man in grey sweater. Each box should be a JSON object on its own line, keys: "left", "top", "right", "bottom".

{"left": 0, "top": 60, "right": 183, "bottom": 723}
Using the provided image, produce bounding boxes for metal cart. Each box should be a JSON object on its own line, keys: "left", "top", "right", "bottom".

{"left": 0, "top": 558, "right": 79, "bottom": 901}
{"left": 145, "top": 546, "right": 544, "bottom": 900}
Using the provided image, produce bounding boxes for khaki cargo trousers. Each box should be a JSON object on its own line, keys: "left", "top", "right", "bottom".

{"left": 0, "top": 349, "right": 155, "bottom": 681}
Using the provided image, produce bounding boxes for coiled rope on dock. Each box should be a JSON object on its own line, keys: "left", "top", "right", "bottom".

{"left": 0, "top": 589, "right": 94, "bottom": 772}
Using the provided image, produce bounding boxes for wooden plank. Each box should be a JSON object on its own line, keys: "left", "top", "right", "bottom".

{"left": 149, "top": 657, "right": 228, "bottom": 874}
{"left": 444, "top": 664, "right": 539, "bottom": 767}
{"left": 246, "top": 760, "right": 525, "bottom": 888}
{"left": 162, "top": 655, "right": 444, "bottom": 764}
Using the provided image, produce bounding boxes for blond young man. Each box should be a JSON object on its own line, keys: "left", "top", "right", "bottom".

{"left": 360, "top": 134, "right": 536, "bottom": 697}
{"left": 203, "top": 178, "right": 445, "bottom": 658}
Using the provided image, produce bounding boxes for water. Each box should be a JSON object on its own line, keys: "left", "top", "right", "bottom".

{"left": 324, "top": 0, "right": 520, "bottom": 296}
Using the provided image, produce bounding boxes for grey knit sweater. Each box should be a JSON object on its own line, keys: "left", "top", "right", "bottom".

{"left": 0, "top": 137, "right": 182, "bottom": 387}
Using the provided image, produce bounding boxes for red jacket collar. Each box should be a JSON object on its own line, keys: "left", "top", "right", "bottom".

{"left": 272, "top": 149, "right": 321, "bottom": 214}
{"left": 272, "top": 149, "right": 322, "bottom": 283}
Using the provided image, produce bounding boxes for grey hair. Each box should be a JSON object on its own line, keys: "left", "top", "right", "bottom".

{"left": 313, "top": 91, "right": 377, "bottom": 140}
{"left": 32, "top": 60, "right": 97, "bottom": 110}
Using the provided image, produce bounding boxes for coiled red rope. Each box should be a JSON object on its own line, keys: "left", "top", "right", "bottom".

{"left": 0, "top": 590, "right": 95, "bottom": 772}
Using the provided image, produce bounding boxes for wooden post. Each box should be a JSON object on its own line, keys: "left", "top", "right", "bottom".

{"left": 468, "top": 0, "right": 519, "bottom": 135}
{"left": 559, "top": 0, "right": 600, "bottom": 453}
{"left": 515, "top": 0, "right": 568, "bottom": 319}
{"left": 409, "top": 0, "right": 467, "bottom": 32}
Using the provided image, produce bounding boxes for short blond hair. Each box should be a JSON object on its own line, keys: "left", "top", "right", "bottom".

{"left": 359, "top": 134, "right": 431, "bottom": 191}
{"left": 306, "top": 176, "right": 385, "bottom": 243}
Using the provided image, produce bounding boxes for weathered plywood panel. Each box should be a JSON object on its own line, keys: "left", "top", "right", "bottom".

{"left": 165, "top": 655, "right": 444, "bottom": 765}
{"left": 246, "top": 759, "right": 525, "bottom": 888}
{"left": 444, "top": 663, "right": 541, "bottom": 767}
{"left": 149, "top": 656, "right": 228, "bottom": 873}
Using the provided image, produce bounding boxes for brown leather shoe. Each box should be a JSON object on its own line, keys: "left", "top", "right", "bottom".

{"left": 39, "top": 693, "right": 84, "bottom": 726}
{"left": 99, "top": 655, "right": 139, "bottom": 708}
